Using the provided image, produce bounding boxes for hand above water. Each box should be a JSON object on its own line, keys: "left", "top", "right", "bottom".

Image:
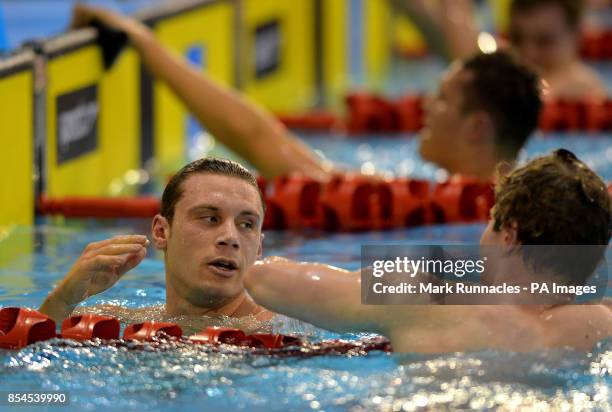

{"left": 40, "top": 235, "right": 148, "bottom": 322}
{"left": 70, "top": 3, "right": 147, "bottom": 39}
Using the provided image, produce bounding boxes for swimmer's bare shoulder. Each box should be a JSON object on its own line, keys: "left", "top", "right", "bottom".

{"left": 547, "top": 60, "right": 607, "bottom": 100}
{"left": 542, "top": 303, "right": 612, "bottom": 349}
{"left": 602, "top": 297, "right": 612, "bottom": 311}
{"left": 388, "top": 303, "right": 612, "bottom": 353}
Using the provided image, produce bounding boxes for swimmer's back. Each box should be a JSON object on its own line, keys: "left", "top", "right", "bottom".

{"left": 388, "top": 304, "right": 612, "bottom": 353}
{"left": 544, "top": 303, "right": 612, "bottom": 350}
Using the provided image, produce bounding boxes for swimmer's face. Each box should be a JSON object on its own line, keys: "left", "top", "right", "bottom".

{"left": 152, "top": 174, "right": 263, "bottom": 308}
{"left": 420, "top": 63, "right": 474, "bottom": 172}
{"left": 509, "top": 4, "right": 578, "bottom": 72}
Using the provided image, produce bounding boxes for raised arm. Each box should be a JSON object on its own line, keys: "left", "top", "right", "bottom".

{"left": 71, "top": 5, "right": 331, "bottom": 181}
{"left": 393, "top": 0, "right": 479, "bottom": 60}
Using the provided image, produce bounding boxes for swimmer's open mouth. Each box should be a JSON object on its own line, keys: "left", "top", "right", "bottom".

{"left": 208, "top": 258, "right": 239, "bottom": 272}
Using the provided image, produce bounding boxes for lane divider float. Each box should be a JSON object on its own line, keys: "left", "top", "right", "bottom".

{"left": 276, "top": 94, "right": 612, "bottom": 133}
{"left": 0, "top": 307, "right": 391, "bottom": 355}
{"left": 39, "top": 175, "right": 496, "bottom": 231}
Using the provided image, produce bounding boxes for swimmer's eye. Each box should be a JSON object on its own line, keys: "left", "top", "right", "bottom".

{"left": 201, "top": 216, "right": 219, "bottom": 224}
{"left": 238, "top": 221, "right": 254, "bottom": 230}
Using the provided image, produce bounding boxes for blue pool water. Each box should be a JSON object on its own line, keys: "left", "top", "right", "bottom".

{"left": 0, "top": 134, "right": 611, "bottom": 411}
{"left": 1, "top": 223, "right": 611, "bottom": 411}
{"left": 301, "top": 133, "right": 612, "bottom": 182}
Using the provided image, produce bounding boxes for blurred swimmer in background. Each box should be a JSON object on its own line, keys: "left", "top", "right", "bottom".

{"left": 71, "top": 5, "right": 541, "bottom": 182}
{"left": 395, "top": 0, "right": 607, "bottom": 99}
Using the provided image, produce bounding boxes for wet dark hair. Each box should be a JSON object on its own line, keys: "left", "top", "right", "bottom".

{"left": 510, "top": 0, "right": 584, "bottom": 31}
{"left": 161, "top": 157, "right": 265, "bottom": 223}
{"left": 493, "top": 149, "right": 611, "bottom": 284}
{"left": 461, "top": 51, "right": 542, "bottom": 160}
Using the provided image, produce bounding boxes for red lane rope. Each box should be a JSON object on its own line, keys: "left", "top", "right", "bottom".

{"left": 276, "top": 94, "right": 612, "bottom": 133}
{"left": 38, "top": 195, "right": 160, "bottom": 218}
{"left": 37, "top": 178, "right": 612, "bottom": 230}
{"left": 0, "top": 308, "right": 392, "bottom": 356}
{"left": 580, "top": 30, "right": 612, "bottom": 60}
{"left": 37, "top": 175, "right": 496, "bottom": 230}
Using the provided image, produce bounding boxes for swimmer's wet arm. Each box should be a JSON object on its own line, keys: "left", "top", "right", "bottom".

{"left": 244, "top": 258, "right": 393, "bottom": 334}
{"left": 71, "top": 5, "right": 331, "bottom": 181}
{"left": 39, "top": 235, "right": 148, "bottom": 323}
{"left": 127, "top": 30, "right": 330, "bottom": 180}
{"left": 391, "top": 0, "right": 449, "bottom": 58}
{"left": 394, "top": 0, "right": 478, "bottom": 60}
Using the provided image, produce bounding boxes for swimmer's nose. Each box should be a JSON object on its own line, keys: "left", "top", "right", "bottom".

{"left": 423, "top": 93, "right": 435, "bottom": 116}
{"left": 214, "top": 221, "right": 240, "bottom": 250}
{"left": 515, "top": 43, "right": 539, "bottom": 68}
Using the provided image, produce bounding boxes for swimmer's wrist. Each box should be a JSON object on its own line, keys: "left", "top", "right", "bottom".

{"left": 49, "top": 286, "right": 81, "bottom": 309}
{"left": 124, "top": 21, "right": 154, "bottom": 48}
{"left": 39, "top": 290, "right": 78, "bottom": 322}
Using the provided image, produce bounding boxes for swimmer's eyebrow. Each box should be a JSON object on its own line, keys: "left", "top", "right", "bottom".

{"left": 188, "top": 205, "right": 261, "bottom": 221}
{"left": 239, "top": 210, "right": 261, "bottom": 220}
{"left": 188, "top": 205, "right": 219, "bottom": 215}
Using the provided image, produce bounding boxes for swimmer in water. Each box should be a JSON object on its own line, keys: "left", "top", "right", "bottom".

{"left": 71, "top": 5, "right": 541, "bottom": 181}
{"left": 245, "top": 149, "right": 612, "bottom": 352}
{"left": 394, "top": 0, "right": 607, "bottom": 100}
{"left": 40, "top": 158, "right": 273, "bottom": 333}
{"left": 418, "top": 52, "right": 541, "bottom": 180}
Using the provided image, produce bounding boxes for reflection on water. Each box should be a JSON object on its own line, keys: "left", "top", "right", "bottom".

{"left": 1, "top": 337, "right": 610, "bottom": 411}
{"left": 73, "top": 304, "right": 273, "bottom": 336}
{"left": 297, "top": 134, "right": 612, "bottom": 182}
{"left": 72, "top": 305, "right": 323, "bottom": 338}
{"left": 1, "top": 224, "right": 610, "bottom": 410}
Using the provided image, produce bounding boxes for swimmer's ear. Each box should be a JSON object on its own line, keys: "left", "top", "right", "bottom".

{"left": 503, "top": 222, "right": 519, "bottom": 246}
{"left": 495, "top": 161, "right": 514, "bottom": 178}
{"left": 151, "top": 214, "right": 170, "bottom": 250}
{"left": 465, "top": 110, "right": 494, "bottom": 144}
{"left": 256, "top": 233, "right": 264, "bottom": 259}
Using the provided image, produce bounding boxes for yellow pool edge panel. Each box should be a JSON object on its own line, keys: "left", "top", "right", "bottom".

{"left": 0, "top": 64, "right": 34, "bottom": 227}
{"left": 240, "top": 0, "right": 316, "bottom": 114}
{"left": 45, "top": 44, "right": 140, "bottom": 197}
